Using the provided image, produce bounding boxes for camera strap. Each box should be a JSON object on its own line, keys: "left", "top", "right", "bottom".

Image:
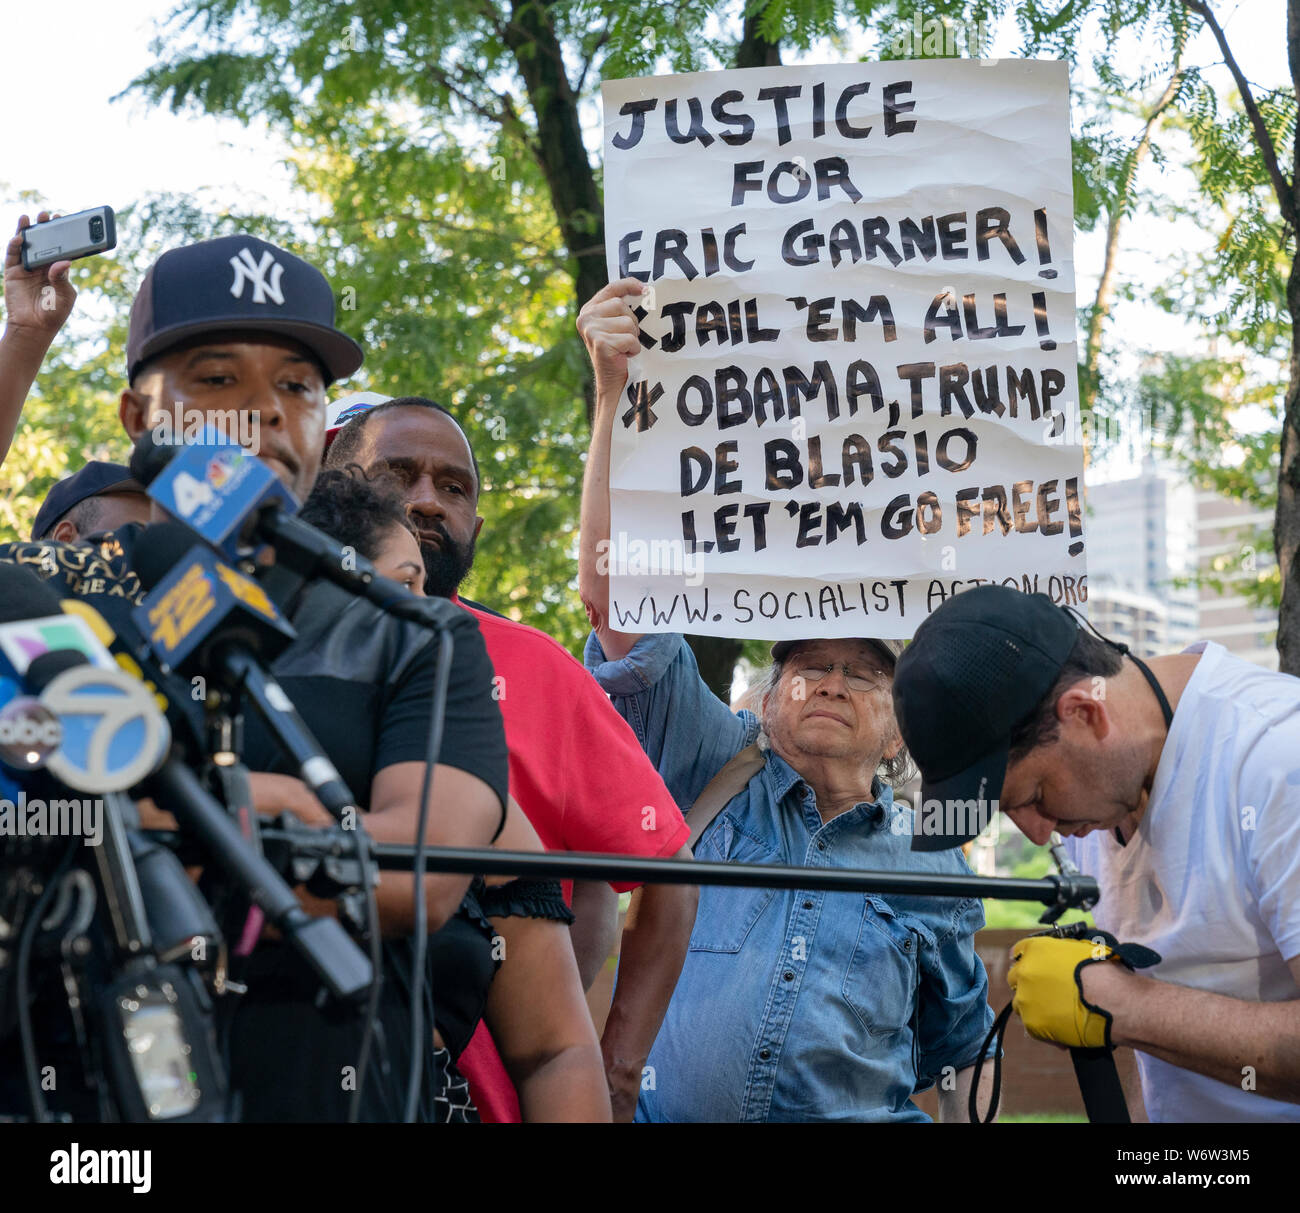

{"left": 969, "top": 924, "right": 1133, "bottom": 1124}
{"left": 970, "top": 1000, "right": 1131, "bottom": 1125}
{"left": 1128, "top": 652, "right": 1175, "bottom": 729}
{"left": 685, "top": 742, "right": 765, "bottom": 850}
{"left": 1111, "top": 650, "right": 1174, "bottom": 848}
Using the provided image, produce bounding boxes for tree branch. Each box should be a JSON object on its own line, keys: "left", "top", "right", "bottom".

{"left": 1083, "top": 62, "right": 1185, "bottom": 417}
{"left": 332, "top": 208, "right": 568, "bottom": 258}
{"left": 490, "top": 0, "right": 573, "bottom": 83}
{"left": 1185, "top": 0, "right": 1297, "bottom": 227}
{"left": 423, "top": 61, "right": 539, "bottom": 156}
{"left": 576, "top": 23, "right": 611, "bottom": 96}
{"left": 500, "top": 0, "right": 607, "bottom": 422}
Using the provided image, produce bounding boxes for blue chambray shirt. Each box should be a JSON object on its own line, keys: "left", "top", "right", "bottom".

{"left": 585, "top": 630, "right": 996, "bottom": 1123}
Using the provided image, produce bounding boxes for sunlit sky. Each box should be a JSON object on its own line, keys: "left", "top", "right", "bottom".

{"left": 1, "top": 0, "right": 1289, "bottom": 484}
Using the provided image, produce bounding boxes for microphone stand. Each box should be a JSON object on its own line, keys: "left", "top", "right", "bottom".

{"left": 197, "top": 696, "right": 266, "bottom": 961}
{"left": 146, "top": 761, "right": 372, "bottom": 1003}
{"left": 183, "top": 647, "right": 388, "bottom": 1123}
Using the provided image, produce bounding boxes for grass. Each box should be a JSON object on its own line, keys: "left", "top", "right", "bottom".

{"left": 998, "top": 1113, "right": 1089, "bottom": 1123}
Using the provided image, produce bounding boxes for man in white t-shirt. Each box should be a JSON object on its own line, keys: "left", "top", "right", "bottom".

{"left": 891, "top": 585, "right": 1300, "bottom": 1122}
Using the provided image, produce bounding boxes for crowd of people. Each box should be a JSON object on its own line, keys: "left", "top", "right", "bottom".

{"left": 1, "top": 213, "right": 1298, "bottom": 1123}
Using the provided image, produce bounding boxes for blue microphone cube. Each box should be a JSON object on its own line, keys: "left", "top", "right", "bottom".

{"left": 147, "top": 432, "right": 299, "bottom": 562}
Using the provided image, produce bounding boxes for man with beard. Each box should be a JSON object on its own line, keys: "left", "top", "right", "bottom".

{"left": 2, "top": 235, "right": 607, "bottom": 1121}
{"left": 325, "top": 397, "right": 697, "bottom": 1122}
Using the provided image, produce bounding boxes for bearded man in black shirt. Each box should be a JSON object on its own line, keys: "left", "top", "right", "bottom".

{"left": 0, "top": 235, "right": 607, "bottom": 1120}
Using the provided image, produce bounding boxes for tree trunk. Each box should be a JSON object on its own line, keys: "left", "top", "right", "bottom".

{"left": 501, "top": 1, "right": 778, "bottom": 693}
{"left": 1186, "top": 0, "right": 1298, "bottom": 672}
{"left": 504, "top": 0, "right": 607, "bottom": 422}
{"left": 736, "top": 9, "right": 782, "bottom": 68}
{"left": 682, "top": 5, "right": 783, "bottom": 700}
{"left": 1276, "top": 0, "right": 1300, "bottom": 674}
{"left": 1279, "top": 270, "right": 1300, "bottom": 675}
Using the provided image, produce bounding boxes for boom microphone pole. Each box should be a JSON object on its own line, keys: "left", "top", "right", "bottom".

{"left": 162, "top": 827, "right": 1101, "bottom": 911}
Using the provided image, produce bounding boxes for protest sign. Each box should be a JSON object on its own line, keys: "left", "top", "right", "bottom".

{"left": 601, "top": 59, "right": 1084, "bottom": 639}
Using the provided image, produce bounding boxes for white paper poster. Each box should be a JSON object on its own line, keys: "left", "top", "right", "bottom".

{"left": 601, "top": 59, "right": 1086, "bottom": 639}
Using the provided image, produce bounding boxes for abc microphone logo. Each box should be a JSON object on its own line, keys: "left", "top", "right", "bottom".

{"left": 0, "top": 696, "right": 63, "bottom": 770}
{"left": 40, "top": 666, "right": 171, "bottom": 793}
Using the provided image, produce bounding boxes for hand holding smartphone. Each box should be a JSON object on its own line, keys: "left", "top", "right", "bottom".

{"left": 19, "top": 205, "right": 116, "bottom": 271}
{"left": 1, "top": 204, "right": 115, "bottom": 467}
{"left": 3, "top": 207, "right": 105, "bottom": 343}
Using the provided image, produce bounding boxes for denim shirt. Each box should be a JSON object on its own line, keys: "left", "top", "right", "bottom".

{"left": 585, "top": 630, "right": 995, "bottom": 1122}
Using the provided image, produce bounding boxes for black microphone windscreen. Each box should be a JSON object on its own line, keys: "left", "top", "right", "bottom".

{"left": 0, "top": 563, "right": 66, "bottom": 623}
{"left": 128, "top": 426, "right": 179, "bottom": 487}
{"left": 133, "top": 522, "right": 208, "bottom": 593}
{"left": 24, "top": 648, "right": 90, "bottom": 692}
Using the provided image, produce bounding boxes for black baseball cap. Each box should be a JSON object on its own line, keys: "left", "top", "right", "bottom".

{"left": 32, "top": 461, "right": 145, "bottom": 540}
{"left": 892, "top": 586, "right": 1080, "bottom": 851}
{"left": 126, "top": 235, "right": 364, "bottom": 385}
{"left": 771, "top": 637, "right": 904, "bottom": 668}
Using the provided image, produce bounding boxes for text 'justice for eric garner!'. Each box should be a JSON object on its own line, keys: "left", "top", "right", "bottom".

{"left": 601, "top": 59, "right": 1085, "bottom": 639}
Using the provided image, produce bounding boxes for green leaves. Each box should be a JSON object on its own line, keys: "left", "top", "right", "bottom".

{"left": 6, "top": 0, "right": 1295, "bottom": 657}
{"left": 108, "top": 0, "right": 766, "bottom": 653}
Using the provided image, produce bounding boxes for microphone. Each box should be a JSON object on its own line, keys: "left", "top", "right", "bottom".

{"left": 0, "top": 693, "right": 61, "bottom": 774}
{"left": 0, "top": 565, "right": 171, "bottom": 792}
{"left": 129, "top": 427, "right": 462, "bottom": 633}
{"left": 130, "top": 524, "right": 296, "bottom": 674}
{"left": 0, "top": 571, "right": 365, "bottom": 1130}
{"left": 0, "top": 564, "right": 201, "bottom": 989}
{"left": 0, "top": 564, "right": 120, "bottom": 679}
{"left": 0, "top": 566, "right": 69, "bottom": 790}
{"left": 0, "top": 563, "right": 371, "bottom": 999}
{"left": 33, "top": 662, "right": 172, "bottom": 796}
{"left": 0, "top": 566, "right": 70, "bottom": 773}
{"left": 130, "top": 423, "right": 297, "bottom": 563}
{"left": 130, "top": 522, "right": 361, "bottom": 821}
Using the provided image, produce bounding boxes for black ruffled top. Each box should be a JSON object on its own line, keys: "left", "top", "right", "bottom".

{"left": 430, "top": 876, "right": 573, "bottom": 1059}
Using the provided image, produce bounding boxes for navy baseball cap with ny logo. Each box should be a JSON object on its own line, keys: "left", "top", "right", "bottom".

{"left": 126, "top": 235, "right": 364, "bottom": 386}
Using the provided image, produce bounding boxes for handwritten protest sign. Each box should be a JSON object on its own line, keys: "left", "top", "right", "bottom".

{"left": 601, "top": 59, "right": 1085, "bottom": 639}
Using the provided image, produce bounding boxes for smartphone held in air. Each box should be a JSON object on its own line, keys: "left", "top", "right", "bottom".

{"left": 20, "top": 206, "right": 117, "bottom": 271}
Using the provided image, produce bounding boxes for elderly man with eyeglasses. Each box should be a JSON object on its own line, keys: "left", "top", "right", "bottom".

{"left": 575, "top": 279, "right": 999, "bottom": 1123}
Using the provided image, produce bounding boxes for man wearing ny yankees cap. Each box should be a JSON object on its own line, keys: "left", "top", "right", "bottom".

{"left": 4, "top": 233, "right": 609, "bottom": 1120}
{"left": 893, "top": 584, "right": 1300, "bottom": 1122}
{"left": 118, "top": 234, "right": 363, "bottom": 501}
